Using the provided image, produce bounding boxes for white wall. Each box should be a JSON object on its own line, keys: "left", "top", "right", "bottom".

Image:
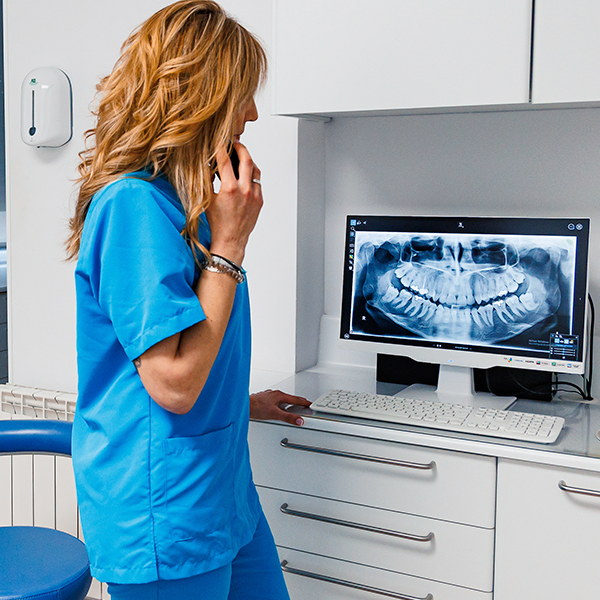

{"left": 3, "top": 0, "right": 300, "bottom": 392}
{"left": 6, "top": 2, "right": 600, "bottom": 397}
{"left": 319, "top": 107, "right": 600, "bottom": 396}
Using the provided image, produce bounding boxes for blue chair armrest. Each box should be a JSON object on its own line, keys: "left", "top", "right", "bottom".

{"left": 0, "top": 419, "right": 73, "bottom": 456}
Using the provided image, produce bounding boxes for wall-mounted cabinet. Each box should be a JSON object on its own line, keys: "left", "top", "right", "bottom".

{"left": 531, "top": 1, "right": 600, "bottom": 104}
{"left": 273, "top": 0, "right": 533, "bottom": 116}
{"left": 274, "top": 0, "right": 600, "bottom": 117}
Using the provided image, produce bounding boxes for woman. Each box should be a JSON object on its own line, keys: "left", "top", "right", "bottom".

{"left": 66, "top": 2, "right": 309, "bottom": 598}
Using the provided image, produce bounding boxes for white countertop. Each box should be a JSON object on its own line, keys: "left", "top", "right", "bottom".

{"left": 253, "top": 365, "right": 600, "bottom": 474}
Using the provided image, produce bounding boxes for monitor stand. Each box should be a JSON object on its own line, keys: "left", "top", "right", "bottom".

{"left": 395, "top": 364, "right": 516, "bottom": 411}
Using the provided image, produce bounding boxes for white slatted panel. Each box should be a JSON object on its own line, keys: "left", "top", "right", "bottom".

{"left": 33, "top": 454, "right": 55, "bottom": 528}
{"left": 0, "top": 386, "right": 77, "bottom": 421}
{"left": 12, "top": 454, "right": 33, "bottom": 525}
{"left": 55, "top": 455, "right": 78, "bottom": 537}
{"left": 0, "top": 455, "right": 11, "bottom": 526}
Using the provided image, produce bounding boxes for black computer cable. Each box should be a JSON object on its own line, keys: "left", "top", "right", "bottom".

{"left": 499, "top": 369, "right": 556, "bottom": 400}
{"left": 585, "top": 293, "right": 594, "bottom": 399}
{"left": 554, "top": 293, "right": 594, "bottom": 401}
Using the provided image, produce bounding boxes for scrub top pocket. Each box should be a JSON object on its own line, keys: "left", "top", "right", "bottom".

{"left": 163, "top": 424, "right": 235, "bottom": 544}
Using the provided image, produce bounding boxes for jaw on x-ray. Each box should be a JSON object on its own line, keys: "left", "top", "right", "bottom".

{"left": 353, "top": 233, "right": 575, "bottom": 346}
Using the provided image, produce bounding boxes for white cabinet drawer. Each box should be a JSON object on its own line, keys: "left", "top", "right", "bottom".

{"left": 259, "top": 486, "right": 494, "bottom": 592}
{"left": 279, "top": 548, "right": 492, "bottom": 600}
{"left": 495, "top": 459, "right": 600, "bottom": 599}
{"left": 249, "top": 422, "right": 496, "bottom": 527}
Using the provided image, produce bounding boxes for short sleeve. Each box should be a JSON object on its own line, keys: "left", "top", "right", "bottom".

{"left": 79, "top": 177, "right": 206, "bottom": 361}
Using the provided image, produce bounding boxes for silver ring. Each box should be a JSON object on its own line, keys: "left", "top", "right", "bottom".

{"left": 252, "top": 178, "right": 261, "bottom": 185}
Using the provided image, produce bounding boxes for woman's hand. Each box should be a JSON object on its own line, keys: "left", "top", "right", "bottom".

{"left": 205, "top": 142, "right": 263, "bottom": 266}
{"left": 250, "top": 390, "right": 312, "bottom": 426}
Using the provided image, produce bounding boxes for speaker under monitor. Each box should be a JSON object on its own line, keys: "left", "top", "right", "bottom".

{"left": 376, "top": 354, "right": 554, "bottom": 402}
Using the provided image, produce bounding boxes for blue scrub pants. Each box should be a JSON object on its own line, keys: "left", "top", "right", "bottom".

{"left": 107, "top": 513, "right": 290, "bottom": 600}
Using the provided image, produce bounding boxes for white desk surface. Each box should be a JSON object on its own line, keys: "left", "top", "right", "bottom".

{"left": 251, "top": 366, "right": 600, "bottom": 474}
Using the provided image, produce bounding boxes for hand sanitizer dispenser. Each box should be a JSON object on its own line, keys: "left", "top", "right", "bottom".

{"left": 21, "top": 67, "right": 72, "bottom": 148}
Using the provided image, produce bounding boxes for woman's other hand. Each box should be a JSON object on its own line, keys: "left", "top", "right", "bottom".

{"left": 250, "top": 390, "right": 312, "bottom": 426}
{"left": 206, "top": 142, "right": 262, "bottom": 266}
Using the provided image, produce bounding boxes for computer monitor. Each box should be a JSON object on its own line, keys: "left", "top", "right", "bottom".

{"left": 340, "top": 216, "right": 590, "bottom": 409}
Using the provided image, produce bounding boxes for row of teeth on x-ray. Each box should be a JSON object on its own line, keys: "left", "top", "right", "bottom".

{"left": 381, "top": 282, "right": 538, "bottom": 328}
{"left": 389, "top": 261, "right": 538, "bottom": 322}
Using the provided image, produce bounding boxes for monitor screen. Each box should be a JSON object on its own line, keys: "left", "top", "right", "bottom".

{"left": 340, "top": 216, "right": 590, "bottom": 376}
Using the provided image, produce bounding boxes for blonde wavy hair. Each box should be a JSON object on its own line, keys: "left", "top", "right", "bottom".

{"left": 66, "top": 0, "right": 266, "bottom": 260}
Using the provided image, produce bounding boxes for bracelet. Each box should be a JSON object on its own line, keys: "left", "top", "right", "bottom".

{"left": 211, "top": 254, "right": 243, "bottom": 273}
{"left": 203, "top": 253, "right": 245, "bottom": 284}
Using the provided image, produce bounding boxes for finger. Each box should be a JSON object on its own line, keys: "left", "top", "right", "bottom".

{"left": 274, "top": 407, "right": 305, "bottom": 426}
{"left": 276, "top": 392, "right": 311, "bottom": 407}
{"left": 252, "top": 165, "right": 262, "bottom": 185}
{"left": 214, "top": 145, "right": 235, "bottom": 183}
{"left": 233, "top": 142, "right": 255, "bottom": 183}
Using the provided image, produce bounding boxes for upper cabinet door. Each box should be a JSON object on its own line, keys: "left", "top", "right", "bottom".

{"left": 273, "top": 0, "right": 532, "bottom": 116}
{"left": 532, "top": 1, "right": 600, "bottom": 104}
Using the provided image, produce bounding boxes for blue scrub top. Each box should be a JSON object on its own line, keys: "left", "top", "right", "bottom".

{"left": 72, "top": 173, "right": 261, "bottom": 584}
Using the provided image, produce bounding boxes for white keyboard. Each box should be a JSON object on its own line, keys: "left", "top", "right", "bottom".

{"left": 311, "top": 390, "right": 565, "bottom": 444}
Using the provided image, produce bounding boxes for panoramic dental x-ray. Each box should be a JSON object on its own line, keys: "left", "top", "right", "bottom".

{"left": 350, "top": 232, "right": 576, "bottom": 352}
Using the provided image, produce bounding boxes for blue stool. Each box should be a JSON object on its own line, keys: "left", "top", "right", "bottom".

{"left": 0, "top": 420, "right": 92, "bottom": 600}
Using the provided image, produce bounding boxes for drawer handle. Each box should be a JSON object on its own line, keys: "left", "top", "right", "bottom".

{"left": 280, "top": 503, "right": 434, "bottom": 543}
{"left": 280, "top": 438, "right": 436, "bottom": 470}
{"left": 558, "top": 480, "right": 600, "bottom": 498}
{"left": 281, "top": 560, "right": 433, "bottom": 600}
